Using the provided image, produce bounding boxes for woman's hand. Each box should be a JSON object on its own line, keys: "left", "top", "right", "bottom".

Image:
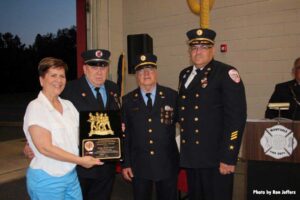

{"left": 79, "top": 156, "right": 104, "bottom": 168}
{"left": 23, "top": 142, "right": 35, "bottom": 159}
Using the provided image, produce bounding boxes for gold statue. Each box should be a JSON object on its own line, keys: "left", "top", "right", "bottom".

{"left": 87, "top": 112, "right": 114, "bottom": 136}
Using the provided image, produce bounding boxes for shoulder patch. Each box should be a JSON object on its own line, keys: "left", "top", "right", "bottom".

{"left": 228, "top": 69, "right": 241, "bottom": 83}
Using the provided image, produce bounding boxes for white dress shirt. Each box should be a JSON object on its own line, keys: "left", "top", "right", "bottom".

{"left": 184, "top": 66, "right": 203, "bottom": 88}
{"left": 23, "top": 91, "right": 79, "bottom": 176}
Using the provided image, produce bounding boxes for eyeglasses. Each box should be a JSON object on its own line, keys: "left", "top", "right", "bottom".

{"left": 136, "top": 67, "right": 156, "bottom": 75}
{"left": 190, "top": 44, "right": 213, "bottom": 51}
{"left": 87, "top": 62, "right": 109, "bottom": 67}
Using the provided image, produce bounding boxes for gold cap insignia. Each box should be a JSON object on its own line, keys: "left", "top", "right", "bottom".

{"left": 140, "top": 55, "right": 146, "bottom": 61}
{"left": 197, "top": 29, "right": 203, "bottom": 36}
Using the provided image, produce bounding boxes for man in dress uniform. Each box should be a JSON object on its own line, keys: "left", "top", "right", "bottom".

{"left": 62, "top": 49, "right": 119, "bottom": 200}
{"left": 24, "top": 49, "right": 120, "bottom": 200}
{"left": 121, "top": 53, "right": 179, "bottom": 200}
{"left": 178, "top": 28, "right": 247, "bottom": 200}
{"left": 265, "top": 57, "right": 300, "bottom": 120}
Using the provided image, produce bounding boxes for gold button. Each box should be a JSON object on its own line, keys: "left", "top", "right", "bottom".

{"left": 195, "top": 93, "right": 199, "bottom": 98}
{"left": 148, "top": 118, "right": 152, "bottom": 122}
{"left": 194, "top": 105, "right": 199, "bottom": 110}
{"left": 149, "top": 140, "right": 154, "bottom": 144}
{"left": 195, "top": 129, "right": 199, "bottom": 133}
{"left": 194, "top": 117, "right": 198, "bottom": 121}
{"left": 195, "top": 140, "right": 199, "bottom": 144}
{"left": 122, "top": 134, "right": 126, "bottom": 138}
{"left": 181, "top": 128, "right": 184, "bottom": 132}
{"left": 181, "top": 117, "right": 184, "bottom": 122}
{"left": 150, "top": 150, "right": 155, "bottom": 155}
{"left": 181, "top": 106, "right": 185, "bottom": 110}
{"left": 182, "top": 95, "right": 186, "bottom": 99}
{"left": 182, "top": 139, "right": 186, "bottom": 144}
{"left": 229, "top": 145, "right": 234, "bottom": 150}
{"left": 148, "top": 129, "right": 152, "bottom": 133}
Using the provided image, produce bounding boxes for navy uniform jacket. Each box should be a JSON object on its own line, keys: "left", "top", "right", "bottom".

{"left": 265, "top": 80, "right": 300, "bottom": 120}
{"left": 121, "top": 84, "right": 179, "bottom": 181}
{"left": 61, "top": 75, "right": 120, "bottom": 178}
{"left": 178, "top": 60, "right": 247, "bottom": 168}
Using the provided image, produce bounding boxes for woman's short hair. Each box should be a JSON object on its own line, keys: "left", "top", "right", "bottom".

{"left": 38, "top": 57, "right": 68, "bottom": 77}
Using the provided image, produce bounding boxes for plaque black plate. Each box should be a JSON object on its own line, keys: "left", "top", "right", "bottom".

{"left": 79, "top": 110, "right": 122, "bottom": 161}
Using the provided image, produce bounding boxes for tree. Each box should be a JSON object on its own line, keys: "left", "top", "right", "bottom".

{"left": 0, "top": 26, "right": 77, "bottom": 94}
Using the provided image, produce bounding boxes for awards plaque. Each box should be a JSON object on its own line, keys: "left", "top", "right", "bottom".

{"left": 80, "top": 110, "right": 122, "bottom": 161}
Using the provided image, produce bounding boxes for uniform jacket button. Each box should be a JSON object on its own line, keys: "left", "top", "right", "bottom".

{"left": 150, "top": 150, "right": 155, "bottom": 155}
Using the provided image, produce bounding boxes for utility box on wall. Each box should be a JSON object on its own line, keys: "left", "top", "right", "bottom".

{"left": 127, "top": 34, "right": 153, "bottom": 74}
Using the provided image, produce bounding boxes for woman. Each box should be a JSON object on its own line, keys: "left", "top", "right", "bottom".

{"left": 23, "top": 57, "right": 102, "bottom": 200}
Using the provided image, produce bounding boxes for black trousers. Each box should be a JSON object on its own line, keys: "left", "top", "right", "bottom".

{"left": 78, "top": 174, "right": 115, "bottom": 200}
{"left": 186, "top": 168, "right": 234, "bottom": 200}
{"left": 132, "top": 175, "right": 178, "bottom": 200}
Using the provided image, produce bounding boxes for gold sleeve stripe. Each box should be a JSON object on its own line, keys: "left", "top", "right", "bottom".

{"left": 231, "top": 136, "right": 238, "bottom": 140}
{"left": 230, "top": 131, "right": 238, "bottom": 140}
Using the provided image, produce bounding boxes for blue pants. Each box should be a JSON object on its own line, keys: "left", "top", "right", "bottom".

{"left": 26, "top": 167, "right": 82, "bottom": 200}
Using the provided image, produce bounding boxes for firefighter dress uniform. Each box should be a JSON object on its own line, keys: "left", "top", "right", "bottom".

{"left": 178, "top": 28, "right": 247, "bottom": 200}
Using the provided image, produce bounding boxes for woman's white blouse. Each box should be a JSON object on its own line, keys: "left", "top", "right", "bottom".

{"left": 23, "top": 91, "right": 79, "bottom": 176}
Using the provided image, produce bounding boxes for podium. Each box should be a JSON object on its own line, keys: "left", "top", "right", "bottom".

{"left": 242, "top": 120, "right": 300, "bottom": 200}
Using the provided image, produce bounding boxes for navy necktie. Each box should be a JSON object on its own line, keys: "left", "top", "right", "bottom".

{"left": 146, "top": 93, "right": 152, "bottom": 110}
{"left": 188, "top": 68, "right": 202, "bottom": 88}
{"left": 94, "top": 87, "right": 104, "bottom": 108}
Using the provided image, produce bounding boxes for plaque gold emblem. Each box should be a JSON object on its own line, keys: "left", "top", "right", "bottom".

{"left": 87, "top": 112, "right": 114, "bottom": 136}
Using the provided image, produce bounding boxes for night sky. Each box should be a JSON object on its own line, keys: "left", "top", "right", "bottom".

{"left": 0, "top": 0, "right": 76, "bottom": 46}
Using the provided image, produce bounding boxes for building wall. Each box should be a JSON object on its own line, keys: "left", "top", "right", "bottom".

{"left": 86, "top": 0, "right": 123, "bottom": 81}
{"left": 86, "top": 0, "right": 300, "bottom": 118}
{"left": 121, "top": 0, "right": 300, "bottom": 118}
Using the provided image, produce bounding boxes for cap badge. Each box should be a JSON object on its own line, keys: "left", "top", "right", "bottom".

{"left": 140, "top": 55, "right": 146, "bottom": 61}
{"left": 196, "top": 29, "right": 203, "bottom": 36}
{"left": 95, "top": 50, "right": 103, "bottom": 58}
